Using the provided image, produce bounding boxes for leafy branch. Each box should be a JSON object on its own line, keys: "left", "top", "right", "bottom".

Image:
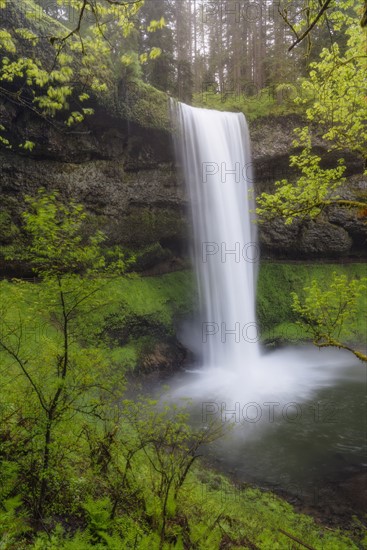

{"left": 291, "top": 273, "right": 367, "bottom": 362}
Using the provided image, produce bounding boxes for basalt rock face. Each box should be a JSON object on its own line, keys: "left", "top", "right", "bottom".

{"left": 0, "top": 105, "right": 366, "bottom": 267}
{"left": 0, "top": 96, "right": 189, "bottom": 272}
{"left": 0, "top": 144, "right": 185, "bottom": 249}
{"left": 256, "top": 176, "right": 366, "bottom": 260}
{"left": 250, "top": 115, "right": 367, "bottom": 259}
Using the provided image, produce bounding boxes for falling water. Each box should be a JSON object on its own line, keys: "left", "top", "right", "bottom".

{"left": 172, "top": 101, "right": 260, "bottom": 372}
{"left": 170, "top": 100, "right": 360, "bottom": 407}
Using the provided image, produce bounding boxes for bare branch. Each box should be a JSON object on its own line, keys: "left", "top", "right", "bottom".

{"left": 279, "top": 528, "right": 317, "bottom": 550}
{"left": 279, "top": 0, "right": 334, "bottom": 52}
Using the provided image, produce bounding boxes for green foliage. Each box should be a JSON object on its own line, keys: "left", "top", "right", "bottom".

{"left": 0, "top": 210, "right": 19, "bottom": 244}
{"left": 106, "top": 342, "right": 139, "bottom": 371}
{"left": 257, "top": 262, "right": 367, "bottom": 346}
{"left": 0, "top": 494, "right": 30, "bottom": 547}
{"left": 256, "top": 127, "right": 347, "bottom": 223}
{"left": 0, "top": 0, "right": 165, "bottom": 149}
{"left": 256, "top": 0, "right": 367, "bottom": 225}
{"left": 0, "top": 191, "right": 206, "bottom": 549}
{"left": 0, "top": 288, "right": 363, "bottom": 548}
{"left": 193, "top": 87, "right": 280, "bottom": 121}
{"left": 32, "top": 523, "right": 125, "bottom": 549}
{"left": 295, "top": 0, "right": 367, "bottom": 157}
{"left": 292, "top": 271, "right": 367, "bottom": 360}
{"left": 82, "top": 497, "right": 112, "bottom": 544}
{"left": 192, "top": 79, "right": 310, "bottom": 120}
{"left": 0, "top": 190, "right": 127, "bottom": 522}
{"left": 12, "top": 189, "right": 109, "bottom": 276}
{"left": 178, "top": 469, "right": 361, "bottom": 550}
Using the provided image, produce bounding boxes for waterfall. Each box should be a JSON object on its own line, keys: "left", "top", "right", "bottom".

{"left": 170, "top": 100, "right": 356, "bottom": 407}
{"left": 172, "top": 101, "right": 260, "bottom": 371}
{"left": 166, "top": 102, "right": 363, "bottom": 500}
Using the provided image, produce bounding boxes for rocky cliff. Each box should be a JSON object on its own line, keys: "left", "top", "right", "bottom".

{"left": 250, "top": 115, "right": 366, "bottom": 259}
{"left": 0, "top": 97, "right": 366, "bottom": 270}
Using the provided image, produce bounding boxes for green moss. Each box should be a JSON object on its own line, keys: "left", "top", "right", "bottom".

{"left": 102, "top": 270, "right": 195, "bottom": 330}
{"left": 126, "top": 80, "right": 170, "bottom": 130}
{"left": 0, "top": 271, "right": 195, "bottom": 372}
{"left": 109, "top": 79, "right": 170, "bottom": 131}
{"left": 107, "top": 342, "right": 139, "bottom": 371}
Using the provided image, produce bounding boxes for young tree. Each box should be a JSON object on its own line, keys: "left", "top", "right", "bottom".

{"left": 291, "top": 273, "right": 367, "bottom": 361}
{"left": 0, "top": 189, "right": 126, "bottom": 521}
{"left": 87, "top": 397, "right": 224, "bottom": 548}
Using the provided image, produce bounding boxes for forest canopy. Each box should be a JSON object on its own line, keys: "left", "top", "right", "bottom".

{"left": 1, "top": 0, "right": 366, "bottom": 135}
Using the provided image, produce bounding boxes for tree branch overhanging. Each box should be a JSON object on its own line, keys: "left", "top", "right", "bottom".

{"left": 279, "top": 0, "right": 334, "bottom": 51}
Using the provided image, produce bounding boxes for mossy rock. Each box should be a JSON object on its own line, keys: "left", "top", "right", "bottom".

{"left": 115, "top": 80, "right": 170, "bottom": 131}
{"left": 120, "top": 207, "right": 187, "bottom": 248}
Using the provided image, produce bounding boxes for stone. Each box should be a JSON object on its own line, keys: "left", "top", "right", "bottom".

{"left": 0, "top": 103, "right": 366, "bottom": 266}
{"left": 300, "top": 220, "right": 352, "bottom": 256}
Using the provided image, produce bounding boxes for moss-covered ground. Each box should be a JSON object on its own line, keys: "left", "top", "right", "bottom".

{"left": 1, "top": 264, "right": 366, "bottom": 548}
{"left": 27, "top": 465, "right": 367, "bottom": 548}
{"left": 1, "top": 261, "right": 365, "bottom": 373}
